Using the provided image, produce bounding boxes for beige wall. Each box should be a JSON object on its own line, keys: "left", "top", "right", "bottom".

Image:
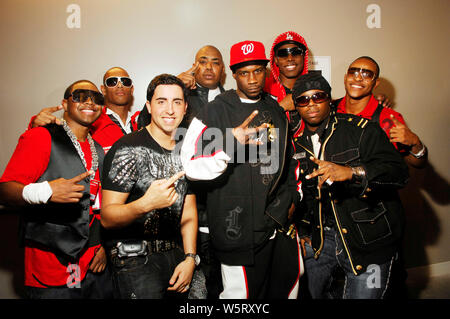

{"left": 0, "top": 0, "right": 449, "bottom": 297}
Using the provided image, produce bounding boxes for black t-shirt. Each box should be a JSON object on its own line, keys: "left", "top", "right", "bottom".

{"left": 102, "top": 127, "right": 191, "bottom": 243}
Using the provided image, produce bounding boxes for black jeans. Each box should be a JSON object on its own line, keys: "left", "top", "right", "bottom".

{"left": 25, "top": 267, "right": 114, "bottom": 299}
{"left": 110, "top": 247, "right": 188, "bottom": 299}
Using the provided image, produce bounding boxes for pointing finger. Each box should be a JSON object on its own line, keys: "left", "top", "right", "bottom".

{"left": 390, "top": 114, "right": 403, "bottom": 127}
{"left": 305, "top": 169, "right": 323, "bottom": 180}
{"left": 43, "top": 105, "right": 63, "bottom": 114}
{"left": 165, "top": 171, "right": 185, "bottom": 187}
{"left": 239, "top": 110, "right": 259, "bottom": 129}
{"left": 70, "top": 170, "right": 94, "bottom": 183}
{"left": 188, "top": 61, "right": 200, "bottom": 75}
{"left": 309, "top": 156, "right": 323, "bottom": 166}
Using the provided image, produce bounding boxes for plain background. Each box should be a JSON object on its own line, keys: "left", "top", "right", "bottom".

{"left": 0, "top": 0, "right": 448, "bottom": 298}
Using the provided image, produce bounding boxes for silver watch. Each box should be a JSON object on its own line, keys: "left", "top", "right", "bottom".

{"left": 410, "top": 143, "right": 427, "bottom": 158}
{"left": 185, "top": 253, "right": 200, "bottom": 266}
{"left": 351, "top": 166, "right": 366, "bottom": 182}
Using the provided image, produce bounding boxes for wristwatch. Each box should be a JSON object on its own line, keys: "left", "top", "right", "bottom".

{"left": 351, "top": 166, "right": 366, "bottom": 183}
{"left": 410, "top": 143, "right": 427, "bottom": 159}
{"left": 185, "top": 253, "right": 200, "bottom": 266}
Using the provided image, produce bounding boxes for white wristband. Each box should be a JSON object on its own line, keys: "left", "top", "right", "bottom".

{"left": 22, "top": 181, "right": 53, "bottom": 204}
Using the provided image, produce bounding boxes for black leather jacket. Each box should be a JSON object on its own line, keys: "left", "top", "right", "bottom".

{"left": 184, "top": 84, "right": 225, "bottom": 128}
{"left": 293, "top": 112, "right": 409, "bottom": 275}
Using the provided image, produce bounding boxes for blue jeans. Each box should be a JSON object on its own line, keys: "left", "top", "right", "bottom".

{"left": 303, "top": 227, "right": 394, "bottom": 299}
{"left": 110, "top": 247, "right": 187, "bottom": 299}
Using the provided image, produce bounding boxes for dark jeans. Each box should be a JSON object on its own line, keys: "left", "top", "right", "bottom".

{"left": 25, "top": 267, "right": 114, "bottom": 299}
{"left": 110, "top": 247, "right": 188, "bottom": 299}
{"left": 303, "top": 227, "right": 394, "bottom": 299}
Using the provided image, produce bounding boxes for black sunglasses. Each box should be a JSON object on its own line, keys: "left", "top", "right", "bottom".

{"left": 276, "top": 46, "right": 305, "bottom": 58}
{"left": 295, "top": 92, "right": 329, "bottom": 107}
{"left": 104, "top": 76, "right": 133, "bottom": 88}
{"left": 69, "top": 89, "right": 104, "bottom": 105}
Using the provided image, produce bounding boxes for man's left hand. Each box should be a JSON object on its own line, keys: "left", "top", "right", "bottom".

{"left": 167, "top": 258, "right": 195, "bottom": 293}
{"left": 89, "top": 246, "right": 107, "bottom": 273}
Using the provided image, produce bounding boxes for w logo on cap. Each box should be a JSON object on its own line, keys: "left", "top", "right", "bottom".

{"left": 241, "top": 43, "right": 254, "bottom": 55}
{"left": 286, "top": 33, "right": 293, "bottom": 40}
{"left": 230, "top": 40, "right": 268, "bottom": 68}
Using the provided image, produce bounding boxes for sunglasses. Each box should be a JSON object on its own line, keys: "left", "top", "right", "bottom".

{"left": 69, "top": 89, "right": 104, "bottom": 105}
{"left": 347, "top": 67, "right": 376, "bottom": 81}
{"left": 295, "top": 91, "right": 329, "bottom": 107}
{"left": 104, "top": 76, "right": 133, "bottom": 88}
{"left": 276, "top": 46, "right": 305, "bottom": 58}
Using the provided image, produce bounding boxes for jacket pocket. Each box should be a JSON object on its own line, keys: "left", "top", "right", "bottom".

{"left": 330, "top": 148, "right": 359, "bottom": 165}
{"left": 350, "top": 202, "right": 392, "bottom": 245}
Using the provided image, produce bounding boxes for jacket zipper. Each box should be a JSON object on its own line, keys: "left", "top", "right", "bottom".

{"left": 311, "top": 120, "right": 337, "bottom": 257}
{"left": 265, "top": 117, "right": 288, "bottom": 228}
{"left": 320, "top": 118, "right": 357, "bottom": 274}
{"left": 297, "top": 142, "right": 325, "bottom": 258}
{"left": 312, "top": 117, "right": 358, "bottom": 274}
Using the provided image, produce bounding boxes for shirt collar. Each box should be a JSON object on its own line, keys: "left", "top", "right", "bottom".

{"left": 196, "top": 83, "right": 222, "bottom": 102}
{"left": 337, "top": 94, "right": 379, "bottom": 119}
{"left": 105, "top": 108, "right": 133, "bottom": 133}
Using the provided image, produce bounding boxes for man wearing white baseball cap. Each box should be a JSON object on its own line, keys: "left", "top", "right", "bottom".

{"left": 181, "top": 40, "right": 303, "bottom": 299}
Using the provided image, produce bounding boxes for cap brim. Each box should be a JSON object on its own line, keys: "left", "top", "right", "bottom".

{"left": 230, "top": 59, "right": 269, "bottom": 70}
{"left": 274, "top": 40, "right": 306, "bottom": 53}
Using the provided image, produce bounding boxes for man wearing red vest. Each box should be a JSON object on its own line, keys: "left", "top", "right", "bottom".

{"left": 0, "top": 80, "right": 111, "bottom": 298}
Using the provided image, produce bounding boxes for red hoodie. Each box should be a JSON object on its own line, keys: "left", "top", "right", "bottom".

{"left": 264, "top": 31, "right": 309, "bottom": 102}
{"left": 264, "top": 31, "right": 309, "bottom": 136}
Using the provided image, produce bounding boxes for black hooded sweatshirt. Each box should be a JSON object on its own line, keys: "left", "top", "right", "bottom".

{"left": 182, "top": 89, "right": 300, "bottom": 265}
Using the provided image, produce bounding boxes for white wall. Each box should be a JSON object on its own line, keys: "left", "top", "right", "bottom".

{"left": 0, "top": 0, "right": 449, "bottom": 298}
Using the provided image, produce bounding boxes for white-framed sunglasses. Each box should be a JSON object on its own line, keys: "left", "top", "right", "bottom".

{"left": 104, "top": 76, "right": 133, "bottom": 88}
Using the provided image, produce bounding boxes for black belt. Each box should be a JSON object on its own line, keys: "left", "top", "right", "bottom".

{"left": 110, "top": 239, "right": 180, "bottom": 258}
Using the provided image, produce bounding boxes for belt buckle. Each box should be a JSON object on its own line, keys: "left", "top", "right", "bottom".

{"left": 116, "top": 241, "right": 148, "bottom": 258}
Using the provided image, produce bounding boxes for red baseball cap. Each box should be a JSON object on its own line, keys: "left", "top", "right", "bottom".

{"left": 229, "top": 40, "right": 269, "bottom": 70}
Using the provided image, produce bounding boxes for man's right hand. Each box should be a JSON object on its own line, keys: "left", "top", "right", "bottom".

{"left": 177, "top": 62, "right": 199, "bottom": 90}
{"left": 232, "top": 110, "right": 269, "bottom": 145}
{"left": 31, "top": 105, "right": 63, "bottom": 128}
{"left": 137, "top": 171, "right": 185, "bottom": 213}
{"left": 48, "top": 170, "right": 93, "bottom": 203}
